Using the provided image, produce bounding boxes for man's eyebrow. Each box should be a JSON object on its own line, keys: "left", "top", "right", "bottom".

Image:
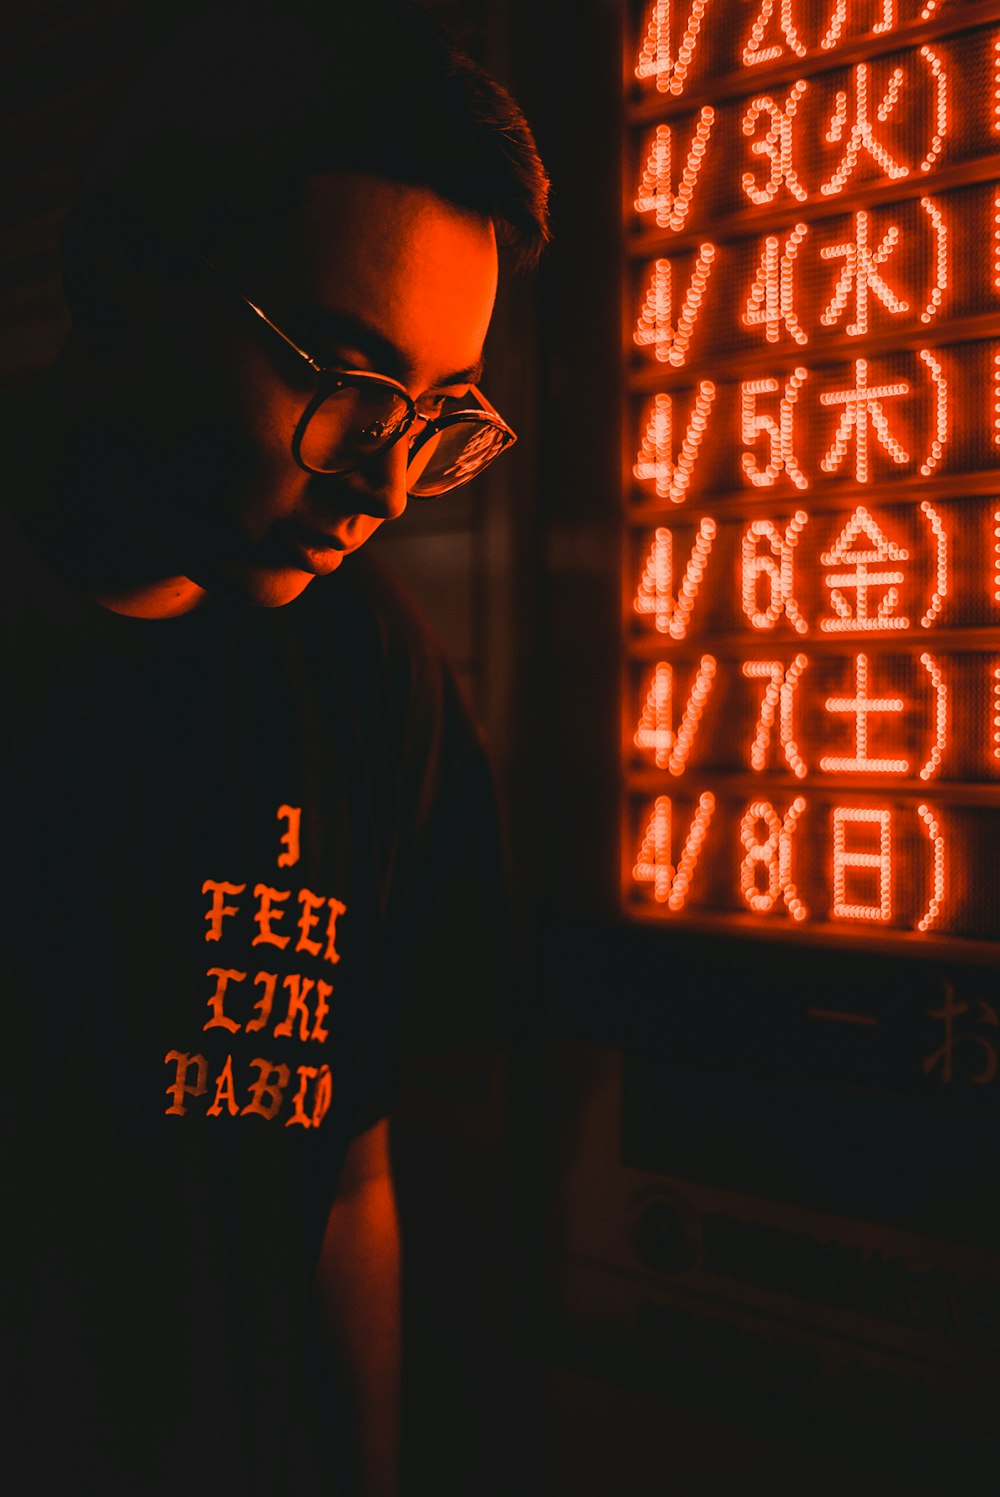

{"left": 438, "top": 355, "right": 485, "bottom": 387}
{"left": 294, "top": 308, "right": 407, "bottom": 378}
{"left": 294, "top": 307, "right": 484, "bottom": 387}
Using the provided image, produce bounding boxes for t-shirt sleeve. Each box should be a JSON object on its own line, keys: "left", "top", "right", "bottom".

{"left": 346, "top": 558, "right": 513, "bottom": 1137}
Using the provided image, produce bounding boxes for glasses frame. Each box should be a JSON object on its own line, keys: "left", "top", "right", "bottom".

{"left": 200, "top": 257, "right": 517, "bottom": 497}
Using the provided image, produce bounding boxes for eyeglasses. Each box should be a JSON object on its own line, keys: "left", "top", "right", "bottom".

{"left": 201, "top": 258, "right": 516, "bottom": 498}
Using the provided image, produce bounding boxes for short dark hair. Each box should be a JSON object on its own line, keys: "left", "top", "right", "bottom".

{"left": 81, "top": 0, "right": 549, "bottom": 268}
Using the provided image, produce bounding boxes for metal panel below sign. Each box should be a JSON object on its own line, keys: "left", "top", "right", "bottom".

{"left": 550, "top": 1047, "right": 1000, "bottom": 1495}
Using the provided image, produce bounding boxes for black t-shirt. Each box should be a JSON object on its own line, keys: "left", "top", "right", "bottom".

{"left": 0, "top": 501, "right": 509, "bottom": 1496}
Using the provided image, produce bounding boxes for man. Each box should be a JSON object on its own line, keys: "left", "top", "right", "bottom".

{"left": 2, "top": 3, "right": 548, "bottom": 1494}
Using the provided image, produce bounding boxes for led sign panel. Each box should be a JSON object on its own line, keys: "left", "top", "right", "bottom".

{"left": 623, "top": 0, "right": 1000, "bottom": 955}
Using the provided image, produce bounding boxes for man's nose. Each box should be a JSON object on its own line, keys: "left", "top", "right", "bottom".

{"left": 350, "top": 439, "right": 409, "bottom": 522}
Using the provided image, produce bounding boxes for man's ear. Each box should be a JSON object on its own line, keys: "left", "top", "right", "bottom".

{"left": 60, "top": 193, "right": 157, "bottom": 330}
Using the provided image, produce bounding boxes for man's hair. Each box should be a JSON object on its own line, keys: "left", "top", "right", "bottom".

{"left": 81, "top": 0, "right": 549, "bottom": 267}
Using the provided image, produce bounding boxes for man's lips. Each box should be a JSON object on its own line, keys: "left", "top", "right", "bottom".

{"left": 284, "top": 518, "right": 351, "bottom": 552}
{"left": 264, "top": 515, "right": 378, "bottom": 576}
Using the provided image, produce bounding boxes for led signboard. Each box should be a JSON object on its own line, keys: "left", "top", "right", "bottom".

{"left": 623, "top": 0, "right": 1000, "bottom": 955}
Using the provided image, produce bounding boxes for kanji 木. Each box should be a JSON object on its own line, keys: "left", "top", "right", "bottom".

{"left": 820, "top": 360, "right": 910, "bottom": 483}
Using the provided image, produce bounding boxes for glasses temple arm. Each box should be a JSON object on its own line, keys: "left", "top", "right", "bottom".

{"left": 199, "top": 255, "right": 323, "bottom": 373}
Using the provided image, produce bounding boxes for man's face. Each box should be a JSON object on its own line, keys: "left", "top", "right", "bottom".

{"left": 130, "top": 173, "right": 498, "bottom": 607}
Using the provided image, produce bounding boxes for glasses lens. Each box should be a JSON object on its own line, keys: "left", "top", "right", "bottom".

{"left": 298, "top": 382, "right": 411, "bottom": 474}
{"left": 407, "top": 419, "right": 512, "bottom": 497}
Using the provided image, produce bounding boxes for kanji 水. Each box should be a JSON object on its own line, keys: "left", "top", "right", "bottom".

{"left": 820, "top": 210, "right": 908, "bottom": 337}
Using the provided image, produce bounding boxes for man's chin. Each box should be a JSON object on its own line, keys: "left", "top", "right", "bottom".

{"left": 245, "top": 567, "right": 324, "bottom": 607}
{"left": 191, "top": 557, "right": 339, "bottom": 608}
